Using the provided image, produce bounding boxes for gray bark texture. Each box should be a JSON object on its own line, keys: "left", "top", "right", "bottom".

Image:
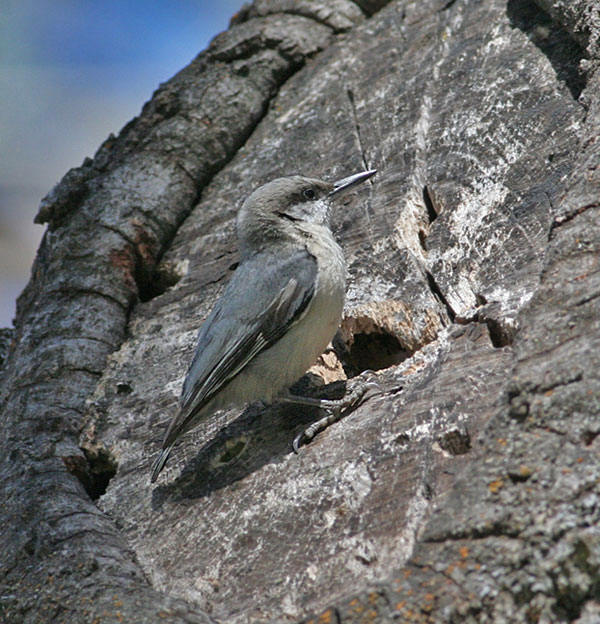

{"left": 1, "top": 0, "right": 599, "bottom": 622}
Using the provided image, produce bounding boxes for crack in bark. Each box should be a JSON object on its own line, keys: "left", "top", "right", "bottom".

{"left": 210, "top": 14, "right": 333, "bottom": 64}
{"left": 530, "top": 422, "right": 568, "bottom": 437}
{"left": 536, "top": 371, "right": 583, "bottom": 395}
{"left": 49, "top": 334, "right": 119, "bottom": 349}
{"left": 422, "top": 185, "right": 438, "bottom": 224}
{"left": 45, "top": 286, "right": 130, "bottom": 312}
{"left": 423, "top": 524, "right": 522, "bottom": 543}
{"left": 244, "top": 9, "right": 364, "bottom": 33}
{"left": 99, "top": 222, "right": 138, "bottom": 248}
{"left": 574, "top": 290, "right": 600, "bottom": 307}
{"left": 425, "top": 271, "right": 456, "bottom": 322}
{"left": 46, "top": 508, "right": 107, "bottom": 526}
{"left": 512, "top": 333, "right": 580, "bottom": 366}
{"left": 550, "top": 203, "right": 599, "bottom": 235}
{"left": 439, "top": 0, "right": 458, "bottom": 11}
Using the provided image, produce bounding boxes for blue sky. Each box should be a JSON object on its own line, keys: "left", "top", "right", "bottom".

{"left": 0, "top": 0, "right": 244, "bottom": 326}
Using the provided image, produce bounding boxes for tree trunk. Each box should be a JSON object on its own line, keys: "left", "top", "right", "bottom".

{"left": 1, "top": 1, "right": 599, "bottom": 622}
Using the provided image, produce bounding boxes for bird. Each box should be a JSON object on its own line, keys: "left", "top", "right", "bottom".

{"left": 150, "top": 169, "right": 377, "bottom": 483}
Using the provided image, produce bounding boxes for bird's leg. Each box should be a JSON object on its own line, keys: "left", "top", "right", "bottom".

{"left": 281, "top": 373, "right": 382, "bottom": 452}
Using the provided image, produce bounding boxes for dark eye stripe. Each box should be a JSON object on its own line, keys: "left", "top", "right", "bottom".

{"left": 276, "top": 211, "right": 300, "bottom": 222}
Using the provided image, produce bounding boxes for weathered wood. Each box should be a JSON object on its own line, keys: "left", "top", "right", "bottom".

{"left": 0, "top": 5, "right": 354, "bottom": 622}
{"left": 1, "top": 1, "right": 598, "bottom": 622}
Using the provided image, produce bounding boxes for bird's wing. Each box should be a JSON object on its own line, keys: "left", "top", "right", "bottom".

{"left": 162, "top": 248, "right": 317, "bottom": 447}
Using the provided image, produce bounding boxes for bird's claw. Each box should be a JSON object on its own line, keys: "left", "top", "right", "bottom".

{"left": 292, "top": 431, "right": 306, "bottom": 454}
{"left": 291, "top": 379, "right": 381, "bottom": 452}
{"left": 292, "top": 405, "right": 341, "bottom": 453}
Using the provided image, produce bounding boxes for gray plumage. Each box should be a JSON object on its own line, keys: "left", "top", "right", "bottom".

{"left": 151, "top": 170, "right": 376, "bottom": 482}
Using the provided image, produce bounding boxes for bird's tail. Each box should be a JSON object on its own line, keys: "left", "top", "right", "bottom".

{"left": 150, "top": 445, "right": 173, "bottom": 483}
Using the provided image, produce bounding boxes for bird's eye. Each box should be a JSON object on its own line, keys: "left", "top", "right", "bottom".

{"left": 302, "top": 188, "right": 317, "bottom": 200}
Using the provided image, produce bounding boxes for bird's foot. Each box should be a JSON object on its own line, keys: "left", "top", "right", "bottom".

{"left": 284, "top": 374, "right": 382, "bottom": 452}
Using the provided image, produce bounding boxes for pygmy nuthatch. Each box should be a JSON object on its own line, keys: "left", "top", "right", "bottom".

{"left": 151, "top": 169, "right": 376, "bottom": 483}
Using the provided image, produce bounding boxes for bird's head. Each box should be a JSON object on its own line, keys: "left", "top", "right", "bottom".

{"left": 237, "top": 170, "right": 376, "bottom": 255}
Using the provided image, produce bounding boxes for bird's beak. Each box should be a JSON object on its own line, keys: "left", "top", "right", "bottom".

{"left": 329, "top": 169, "right": 377, "bottom": 197}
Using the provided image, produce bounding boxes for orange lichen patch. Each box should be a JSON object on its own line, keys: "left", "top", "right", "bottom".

{"left": 577, "top": 457, "right": 584, "bottom": 463}
{"left": 497, "top": 438, "right": 507, "bottom": 445}
{"left": 317, "top": 608, "right": 335, "bottom": 623}
{"left": 404, "top": 569, "right": 412, "bottom": 578}
{"left": 422, "top": 603, "right": 434, "bottom": 613}
{"left": 488, "top": 479, "right": 504, "bottom": 493}
{"left": 347, "top": 598, "right": 365, "bottom": 615}
{"left": 544, "top": 389, "right": 554, "bottom": 397}
{"left": 396, "top": 601, "right": 406, "bottom": 610}
{"left": 459, "top": 546, "right": 469, "bottom": 559}
{"left": 368, "top": 592, "right": 380, "bottom": 604}
{"left": 518, "top": 465, "right": 532, "bottom": 478}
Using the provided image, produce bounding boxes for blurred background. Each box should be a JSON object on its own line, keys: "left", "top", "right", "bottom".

{"left": 0, "top": 0, "right": 244, "bottom": 327}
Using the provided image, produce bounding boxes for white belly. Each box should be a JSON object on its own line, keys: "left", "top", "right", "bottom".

{"left": 223, "top": 229, "right": 346, "bottom": 403}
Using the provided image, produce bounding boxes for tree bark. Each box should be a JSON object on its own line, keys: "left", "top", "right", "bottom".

{"left": 1, "top": 1, "right": 598, "bottom": 622}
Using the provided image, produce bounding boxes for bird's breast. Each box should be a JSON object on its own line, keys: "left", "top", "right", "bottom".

{"left": 278, "top": 228, "right": 346, "bottom": 381}
{"left": 238, "top": 229, "right": 346, "bottom": 401}
{"left": 306, "top": 230, "right": 347, "bottom": 331}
